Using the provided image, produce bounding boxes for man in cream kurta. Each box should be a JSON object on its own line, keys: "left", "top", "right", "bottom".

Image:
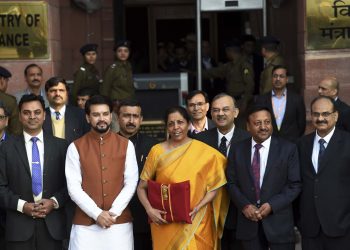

{"left": 65, "top": 95, "right": 138, "bottom": 250}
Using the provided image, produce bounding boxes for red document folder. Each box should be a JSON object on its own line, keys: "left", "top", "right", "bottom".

{"left": 147, "top": 180, "right": 191, "bottom": 224}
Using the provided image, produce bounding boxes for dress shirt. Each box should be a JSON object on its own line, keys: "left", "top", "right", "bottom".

{"left": 217, "top": 126, "right": 235, "bottom": 155}
{"left": 17, "top": 130, "right": 44, "bottom": 212}
{"left": 189, "top": 117, "right": 209, "bottom": 134}
{"left": 0, "top": 132, "right": 6, "bottom": 144}
{"left": 312, "top": 126, "right": 335, "bottom": 173}
{"left": 251, "top": 136, "right": 271, "bottom": 187}
{"left": 65, "top": 140, "right": 139, "bottom": 221}
{"left": 271, "top": 88, "right": 287, "bottom": 130}
{"left": 49, "top": 105, "right": 66, "bottom": 120}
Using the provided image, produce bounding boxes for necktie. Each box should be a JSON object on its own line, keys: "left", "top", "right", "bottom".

{"left": 31, "top": 137, "right": 42, "bottom": 196}
{"left": 55, "top": 111, "right": 60, "bottom": 120}
{"left": 318, "top": 138, "right": 326, "bottom": 169}
{"left": 252, "top": 144, "right": 263, "bottom": 201}
{"left": 219, "top": 136, "right": 227, "bottom": 156}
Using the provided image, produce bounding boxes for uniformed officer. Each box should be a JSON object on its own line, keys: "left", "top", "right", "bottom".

{"left": 72, "top": 43, "right": 100, "bottom": 104}
{"left": 100, "top": 40, "right": 135, "bottom": 101}
{"left": 0, "top": 66, "right": 21, "bottom": 135}
{"left": 259, "top": 36, "right": 285, "bottom": 94}
{"left": 202, "top": 40, "right": 254, "bottom": 113}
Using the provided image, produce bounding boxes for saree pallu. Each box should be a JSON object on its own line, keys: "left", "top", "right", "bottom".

{"left": 140, "top": 139, "right": 229, "bottom": 250}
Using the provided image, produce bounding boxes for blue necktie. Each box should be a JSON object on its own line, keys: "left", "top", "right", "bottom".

{"left": 31, "top": 137, "right": 42, "bottom": 196}
{"left": 318, "top": 138, "right": 326, "bottom": 168}
{"left": 55, "top": 111, "right": 60, "bottom": 120}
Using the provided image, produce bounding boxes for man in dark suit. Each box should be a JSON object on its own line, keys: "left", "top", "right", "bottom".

{"left": 195, "top": 93, "right": 250, "bottom": 250}
{"left": 186, "top": 90, "right": 215, "bottom": 137}
{"left": 116, "top": 99, "right": 157, "bottom": 250}
{"left": 256, "top": 65, "right": 306, "bottom": 142}
{"left": 318, "top": 76, "right": 350, "bottom": 130}
{"left": 43, "top": 76, "right": 89, "bottom": 144}
{"left": 226, "top": 105, "right": 301, "bottom": 250}
{"left": 0, "top": 94, "right": 69, "bottom": 250}
{"left": 297, "top": 96, "right": 350, "bottom": 250}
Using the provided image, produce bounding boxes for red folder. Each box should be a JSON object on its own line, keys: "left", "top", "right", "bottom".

{"left": 147, "top": 180, "right": 191, "bottom": 224}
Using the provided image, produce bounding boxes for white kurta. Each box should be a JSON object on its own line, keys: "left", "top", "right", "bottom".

{"left": 65, "top": 140, "right": 139, "bottom": 250}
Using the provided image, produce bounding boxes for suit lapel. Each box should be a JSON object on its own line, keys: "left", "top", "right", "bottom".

{"left": 243, "top": 139, "right": 255, "bottom": 182}
{"left": 268, "top": 94, "right": 279, "bottom": 132}
{"left": 14, "top": 136, "right": 31, "bottom": 177}
{"left": 305, "top": 133, "right": 317, "bottom": 175}
{"left": 317, "top": 129, "right": 340, "bottom": 174}
{"left": 43, "top": 108, "right": 53, "bottom": 135}
{"left": 262, "top": 137, "right": 279, "bottom": 183}
{"left": 280, "top": 92, "right": 291, "bottom": 130}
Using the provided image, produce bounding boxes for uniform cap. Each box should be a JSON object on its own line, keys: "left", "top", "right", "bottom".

{"left": 0, "top": 66, "right": 11, "bottom": 78}
{"left": 114, "top": 40, "right": 131, "bottom": 51}
{"left": 260, "top": 35, "right": 280, "bottom": 45}
{"left": 80, "top": 43, "right": 98, "bottom": 55}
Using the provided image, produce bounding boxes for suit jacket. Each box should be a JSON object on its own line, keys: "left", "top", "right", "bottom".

{"left": 255, "top": 89, "right": 306, "bottom": 143}
{"left": 127, "top": 132, "right": 157, "bottom": 233}
{"left": 297, "top": 129, "right": 350, "bottom": 237}
{"left": 194, "top": 127, "right": 250, "bottom": 230}
{"left": 226, "top": 136, "right": 301, "bottom": 243}
{"left": 187, "top": 118, "right": 216, "bottom": 138}
{"left": 0, "top": 133, "right": 69, "bottom": 241}
{"left": 0, "top": 92, "right": 22, "bottom": 135}
{"left": 43, "top": 105, "right": 90, "bottom": 144}
{"left": 341, "top": 108, "right": 350, "bottom": 132}
{"left": 334, "top": 98, "right": 350, "bottom": 130}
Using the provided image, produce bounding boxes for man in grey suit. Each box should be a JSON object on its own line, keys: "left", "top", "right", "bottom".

{"left": 226, "top": 105, "right": 301, "bottom": 250}
{"left": 14, "top": 64, "right": 49, "bottom": 107}
{"left": 0, "top": 94, "right": 69, "bottom": 250}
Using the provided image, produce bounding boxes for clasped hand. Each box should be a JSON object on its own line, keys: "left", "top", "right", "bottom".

{"left": 242, "top": 203, "right": 272, "bottom": 222}
{"left": 23, "top": 199, "right": 55, "bottom": 218}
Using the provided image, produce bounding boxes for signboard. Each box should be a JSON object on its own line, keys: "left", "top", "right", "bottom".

{"left": 307, "top": 0, "right": 350, "bottom": 50}
{"left": 139, "top": 120, "right": 166, "bottom": 142}
{"left": 201, "top": 0, "right": 263, "bottom": 11}
{"left": 0, "top": 1, "right": 49, "bottom": 59}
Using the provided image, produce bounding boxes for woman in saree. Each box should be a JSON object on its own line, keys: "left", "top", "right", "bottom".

{"left": 137, "top": 106, "right": 229, "bottom": 250}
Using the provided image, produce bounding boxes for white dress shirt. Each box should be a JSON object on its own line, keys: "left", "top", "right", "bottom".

{"left": 251, "top": 136, "right": 272, "bottom": 187}
{"left": 217, "top": 126, "right": 235, "bottom": 156}
{"left": 49, "top": 105, "right": 66, "bottom": 120}
{"left": 311, "top": 127, "right": 335, "bottom": 173}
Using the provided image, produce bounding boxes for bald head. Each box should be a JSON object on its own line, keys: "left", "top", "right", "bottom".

{"left": 318, "top": 76, "right": 339, "bottom": 99}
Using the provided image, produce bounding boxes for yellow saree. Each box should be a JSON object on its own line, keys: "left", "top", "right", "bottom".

{"left": 140, "top": 139, "right": 229, "bottom": 250}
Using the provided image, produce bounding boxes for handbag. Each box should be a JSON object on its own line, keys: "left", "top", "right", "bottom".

{"left": 147, "top": 180, "right": 191, "bottom": 224}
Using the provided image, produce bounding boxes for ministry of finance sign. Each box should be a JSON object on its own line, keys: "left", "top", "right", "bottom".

{"left": 307, "top": 0, "right": 350, "bottom": 50}
{"left": 0, "top": 2, "right": 49, "bottom": 59}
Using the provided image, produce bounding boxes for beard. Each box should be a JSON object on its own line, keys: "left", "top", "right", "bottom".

{"left": 92, "top": 121, "right": 110, "bottom": 134}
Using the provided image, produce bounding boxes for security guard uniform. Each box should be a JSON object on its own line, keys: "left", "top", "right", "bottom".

{"left": 72, "top": 63, "right": 100, "bottom": 102}
{"left": 101, "top": 60, "right": 135, "bottom": 101}
{"left": 0, "top": 92, "right": 21, "bottom": 135}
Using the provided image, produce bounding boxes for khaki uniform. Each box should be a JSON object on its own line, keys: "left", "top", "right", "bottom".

{"left": 101, "top": 61, "right": 135, "bottom": 101}
{"left": 260, "top": 53, "right": 285, "bottom": 94}
{"left": 203, "top": 56, "right": 254, "bottom": 107}
{"left": 72, "top": 63, "right": 100, "bottom": 103}
{"left": 0, "top": 92, "right": 21, "bottom": 135}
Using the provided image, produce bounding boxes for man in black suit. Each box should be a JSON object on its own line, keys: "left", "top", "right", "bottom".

{"left": 117, "top": 99, "right": 157, "bottom": 250}
{"left": 256, "top": 65, "right": 306, "bottom": 142}
{"left": 43, "top": 76, "right": 89, "bottom": 144}
{"left": 297, "top": 96, "right": 350, "bottom": 250}
{"left": 186, "top": 90, "right": 215, "bottom": 137}
{"left": 318, "top": 76, "right": 350, "bottom": 130}
{"left": 226, "top": 105, "right": 301, "bottom": 250}
{"left": 0, "top": 94, "right": 69, "bottom": 250}
{"left": 195, "top": 93, "right": 250, "bottom": 250}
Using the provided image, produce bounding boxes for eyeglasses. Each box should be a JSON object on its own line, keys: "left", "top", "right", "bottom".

{"left": 311, "top": 111, "right": 335, "bottom": 118}
{"left": 211, "top": 107, "right": 233, "bottom": 114}
{"left": 0, "top": 115, "right": 7, "bottom": 121}
{"left": 188, "top": 102, "right": 206, "bottom": 108}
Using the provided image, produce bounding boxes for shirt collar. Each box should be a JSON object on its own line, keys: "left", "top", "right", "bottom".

{"left": 272, "top": 88, "right": 287, "bottom": 97}
{"left": 0, "top": 132, "right": 6, "bottom": 142}
{"left": 315, "top": 126, "right": 336, "bottom": 144}
{"left": 25, "top": 88, "right": 46, "bottom": 97}
{"left": 251, "top": 136, "right": 272, "bottom": 150}
{"left": 49, "top": 105, "right": 66, "bottom": 117}
{"left": 189, "top": 117, "right": 209, "bottom": 133}
{"left": 217, "top": 126, "right": 235, "bottom": 142}
{"left": 23, "top": 130, "right": 44, "bottom": 143}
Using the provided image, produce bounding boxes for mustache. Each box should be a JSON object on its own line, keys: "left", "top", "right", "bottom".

{"left": 126, "top": 123, "right": 136, "bottom": 128}
{"left": 316, "top": 120, "right": 327, "bottom": 125}
{"left": 97, "top": 121, "right": 108, "bottom": 126}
